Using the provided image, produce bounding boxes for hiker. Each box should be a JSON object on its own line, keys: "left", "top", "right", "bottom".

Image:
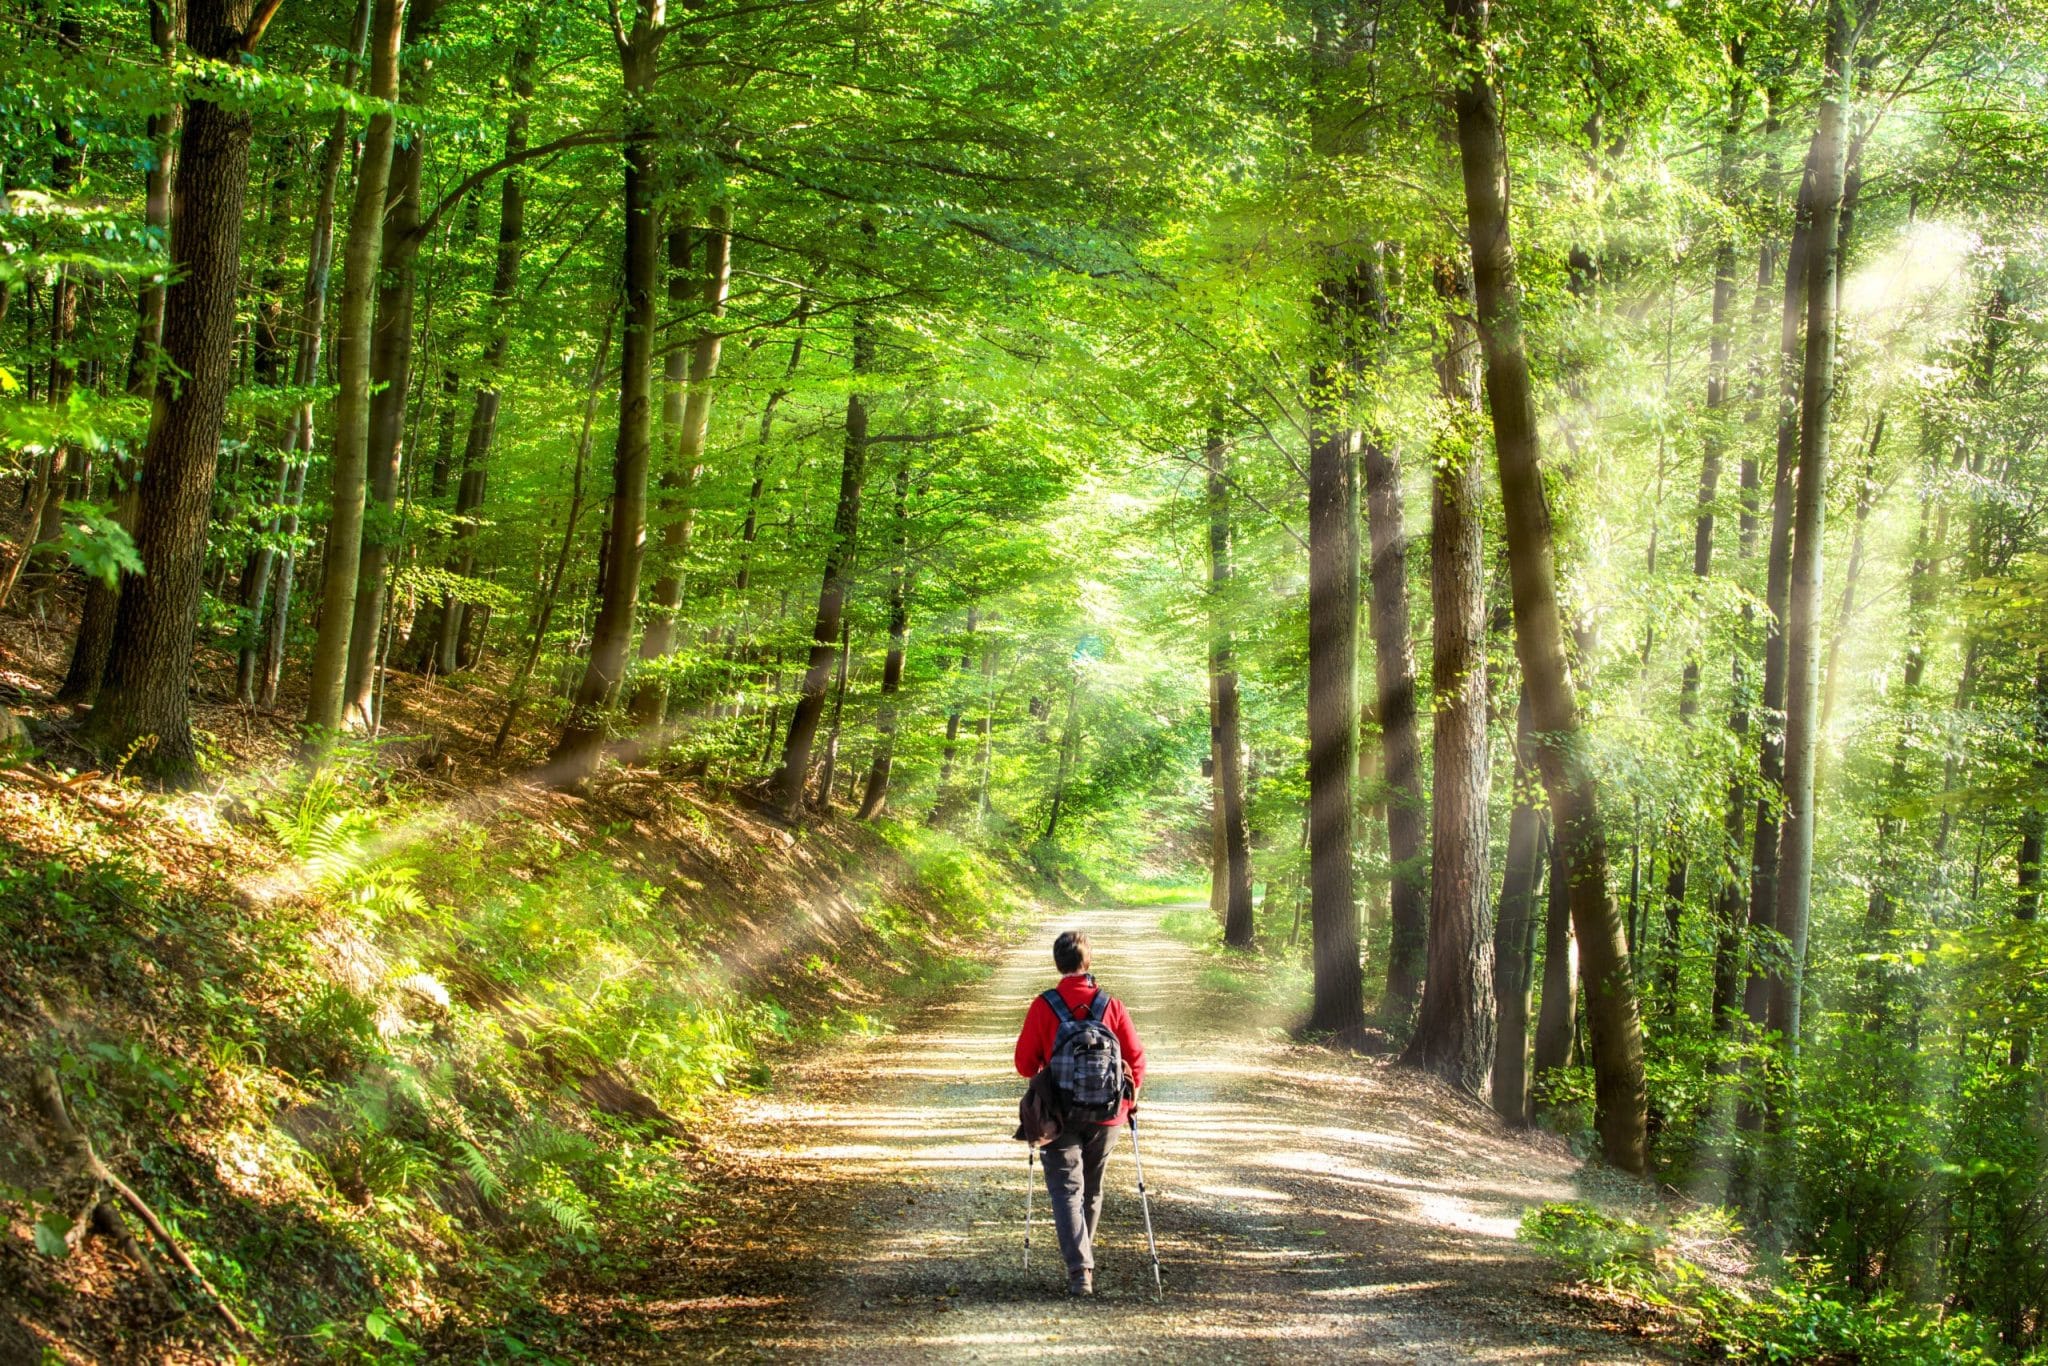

{"left": 1013, "top": 929, "right": 1146, "bottom": 1296}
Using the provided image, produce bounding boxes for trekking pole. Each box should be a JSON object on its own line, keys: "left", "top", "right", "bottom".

{"left": 1023, "top": 1142, "right": 1034, "bottom": 1271}
{"left": 1126, "top": 1112, "right": 1163, "bottom": 1299}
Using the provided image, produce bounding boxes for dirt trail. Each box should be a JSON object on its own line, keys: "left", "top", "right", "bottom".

{"left": 582, "top": 904, "right": 1657, "bottom": 1362}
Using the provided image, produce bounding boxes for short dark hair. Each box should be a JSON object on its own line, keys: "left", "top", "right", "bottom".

{"left": 1053, "top": 930, "right": 1090, "bottom": 974}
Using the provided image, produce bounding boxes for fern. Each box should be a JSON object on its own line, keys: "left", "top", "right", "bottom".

{"left": 454, "top": 1140, "right": 504, "bottom": 1205}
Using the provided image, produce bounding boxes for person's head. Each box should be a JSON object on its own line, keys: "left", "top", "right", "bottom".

{"left": 1053, "top": 930, "right": 1090, "bottom": 975}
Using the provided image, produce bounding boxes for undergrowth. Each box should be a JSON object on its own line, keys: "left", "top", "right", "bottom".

{"left": 0, "top": 746, "right": 1038, "bottom": 1362}
{"left": 1520, "top": 1201, "right": 2037, "bottom": 1364}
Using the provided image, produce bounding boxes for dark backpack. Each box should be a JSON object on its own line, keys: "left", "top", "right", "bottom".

{"left": 1044, "top": 988, "right": 1125, "bottom": 1125}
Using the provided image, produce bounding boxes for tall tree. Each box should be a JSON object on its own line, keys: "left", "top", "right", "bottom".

{"left": 343, "top": 0, "right": 447, "bottom": 728}
{"left": 1444, "top": 0, "right": 1649, "bottom": 1171}
{"left": 431, "top": 42, "right": 534, "bottom": 677}
{"left": 305, "top": 0, "right": 409, "bottom": 742}
{"left": 1492, "top": 690, "right": 1544, "bottom": 1123}
{"left": 1207, "top": 427, "right": 1256, "bottom": 947}
{"left": 549, "top": 0, "right": 669, "bottom": 786}
{"left": 85, "top": 0, "right": 266, "bottom": 783}
{"left": 1362, "top": 315, "right": 1428, "bottom": 1018}
{"left": 770, "top": 281, "right": 873, "bottom": 817}
{"left": 1768, "top": 0, "right": 1862, "bottom": 1068}
{"left": 1305, "top": 264, "right": 1365, "bottom": 1042}
{"left": 1401, "top": 263, "right": 1494, "bottom": 1093}
{"left": 630, "top": 204, "right": 731, "bottom": 730}
{"left": 856, "top": 458, "right": 914, "bottom": 819}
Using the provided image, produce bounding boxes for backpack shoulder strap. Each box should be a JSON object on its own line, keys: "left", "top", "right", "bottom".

{"left": 1041, "top": 989, "right": 1077, "bottom": 1026}
{"left": 1083, "top": 990, "right": 1112, "bottom": 1023}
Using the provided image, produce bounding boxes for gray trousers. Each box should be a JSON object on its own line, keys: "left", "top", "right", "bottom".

{"left": 1040, "top": 1121, "right": 1116, "bottom": 1274}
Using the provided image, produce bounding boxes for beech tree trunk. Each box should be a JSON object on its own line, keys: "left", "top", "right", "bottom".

{"left": 1402, "top": 264, "right": 1493, "bottom": 1094}
{"left": 772, "top": 295, "right": 872, "bottom": 817}
{"left": 630, "top": 203, "right": 731, "bottom": 730}
{"left": 857, "top": 459, "right": 914, "bottom": 819}
{"left": 62, "top": 0, "right": 183, "bottom": 702}
{"left": 1767, "top": 0, "right": 1856, "bottom": 1074}
{"left": 343, "top": 0, "right": 445, "bottom": 728}
{"left": 86, "top": 0, "right": 262, "bottom": 784}
{"left": 305, "top": 0, "right": 408, "bottom": 742}
{"left": 1363, "top": 320, "right": 1427, "bottom": 1018}
{"left": 1446, "top": 0, "right": 1648, "bottom": 1171}
{"left": 1740, "top": 136, "right": 1819, "bottom": 1046}
{"left": 1208, "top": 428, "right": 1256, "bottom": 947}
{"left": 1492, "top": 690, "right": 1544, "bottom": 1124}
{"left": 549, "top": 2, "right": 667, "bottom": 786}
{"left": 1660, "top": 64, "right": 1746, "bottom": 1020}
{"left": 931, "top": 606, "right": 976, "bottom": 820}
{"left": 1305, "top": 264, "right": 1365, "bottom": 1043}
{"left": 437, "top": 43, "right": 534, "bottom": 677}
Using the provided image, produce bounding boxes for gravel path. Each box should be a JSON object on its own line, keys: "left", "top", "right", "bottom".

{"left": 580, "top": 904, "right": 1662, "bottom": 1362}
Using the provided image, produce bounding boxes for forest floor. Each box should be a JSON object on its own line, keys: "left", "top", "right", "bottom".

{"left": 555, "top": 902, "right": 1670, "bottom": 1363}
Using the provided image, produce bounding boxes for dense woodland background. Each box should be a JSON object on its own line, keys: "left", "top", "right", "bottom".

{"left": 3, "top": 0, "right": 2048, "bottom": 1357}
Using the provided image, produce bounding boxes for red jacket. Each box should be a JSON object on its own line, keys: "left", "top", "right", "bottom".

{"left": 1014, "top": 973, "right": 1146, "bottom": 1126}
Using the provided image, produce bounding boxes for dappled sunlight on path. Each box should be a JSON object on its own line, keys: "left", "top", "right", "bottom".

{"left": 597, "top": 905, "right": 1656, "bottom": 1362}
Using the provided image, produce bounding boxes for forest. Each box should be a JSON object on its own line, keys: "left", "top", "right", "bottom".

{"left": 1, "top": 0, "right": 2045, "bottom": 1359}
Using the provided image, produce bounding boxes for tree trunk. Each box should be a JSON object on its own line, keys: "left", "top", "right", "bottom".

{"left": 494, "top": 299, "right": 618, "bottom": 755}
{"left": 815, "top": 618, "right": 853, "bottom": 808}
{"left": 931, "top": 605, "right": 976, "bottom": 821}
{"left": 1306, "top": 264, "right": 1365, "bottom": 1043}
{"left": 305, "top": 0, "right": 407, "bottom": 742}
{"left": 1660, "top": 64, "right": 1747, "bottom": 1020}
{"left": 771, "top": 275, "right": 873, "bottom": 818}
{"left": 1739, "top": 132, "right": 1820, "bottom": 1047}
{"left": 630, "top": 203, "right": 731, "bottom": 729}
{"left": 548, "top": 4, "right": 667, "bottom": 786}
{"left": 1043, "top": 670, "right": 1082, "bottom": 841}
{"left": 62, "top": 0, "right": 184, "bottom": 702}
{"left": 437, "top": 43, "right": 534, "bottom": 677}
{"left": 343, "top": 0, "right": 445, "bottom": 728}
{"left": 857, "top": 459, "right": 914, "bottom": 819}
{"left": 1446, "top": 0, "right": 1648, "bottom": 1171}
{"left": 1362, "top": 316, "right": 1427, "bottom": 1017}
{"left": 1766, "top": 0, "right": 1856, "bottom": 1079}
{"left": 1208, "top": 427, "right": 1256, "bottom": 947}
{"left": 1819, "top": 413, "right": 1883, "bottom": 739}
{"left": 85, "top": 0, "right": 261, "bottom": 784}
{"left": 1402, "top": 262, "right": 1494, "bottom": 1094}
{"left": 1493, "top": 691, "right": 1544, "bottom": 1124}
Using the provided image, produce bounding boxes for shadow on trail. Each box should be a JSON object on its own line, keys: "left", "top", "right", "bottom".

{"left": 581, "top": 905, "right": 1654, "bottom": 1363}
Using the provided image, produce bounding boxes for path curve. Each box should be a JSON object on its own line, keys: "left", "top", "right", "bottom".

{"left": 587, "top": 904, "right": 1657, "bottom": 1362}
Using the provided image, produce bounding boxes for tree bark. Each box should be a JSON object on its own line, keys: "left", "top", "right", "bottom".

{"left": 1492, "top": 690, "right": 1544, "bottom": 1123}
{"left": 771, "top": 271, "right": 873, "bottom": 818}
{"left": 1766, "top": 0, "right": 1857, "bottom": 1076}
{"left": 549, "top": 2, "right": 668, "bottom": 786}
{"left": 1402, "top": 262, "right": 1494, "bottom": 1094}
{"left": 62, "top": 0, "right": 184, "bottom": 702}
{"left": 436, "top": 42, "right": 534, "bottom": 677}
{"left": 305, "top": 0, "right": 408, "bottom": 743}
{"left": 630, "top": 203, "right": 731, "bottom": 729}
{"left": 857, "top": 459, "right": 914, "bottom": 819}
{"left": 343, "top": 0, "right": 445, "bottom": 728}
{"left": 85, "top": 0, "right": 262, "bottom": 784}
{"left": 1208, "top": 427, "right": 1256, "bottom": 947}
{"left": 1306, "top": 264, "right": 1365, "bottom": 1043}
{"left": 1819, "top": 413, "right": 1883, "bottom": 740}
{"left": 1362, "top": 316, "right": 1427, "bottom": 1018}
{"left": 1740, "top": 130, "right": 1820, "bottom": 1046}
{"left": 815, "top": 618, "right": 853, "bottom": 807}
{"left": 1660, "top": 62, "right": 1747, "bottom": 1020}
{"left": 1446, "top": 0, "right": 1647, "bottom": 1171}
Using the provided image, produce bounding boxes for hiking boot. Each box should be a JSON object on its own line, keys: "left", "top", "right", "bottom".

{"left": 1066, "top": 1270, "right": 1094, "bottom": 1297}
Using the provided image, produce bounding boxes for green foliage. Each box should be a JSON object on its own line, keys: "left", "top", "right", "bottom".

{"left": 1521, "top": 1202, "right": 2026, "bottom": 1364}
